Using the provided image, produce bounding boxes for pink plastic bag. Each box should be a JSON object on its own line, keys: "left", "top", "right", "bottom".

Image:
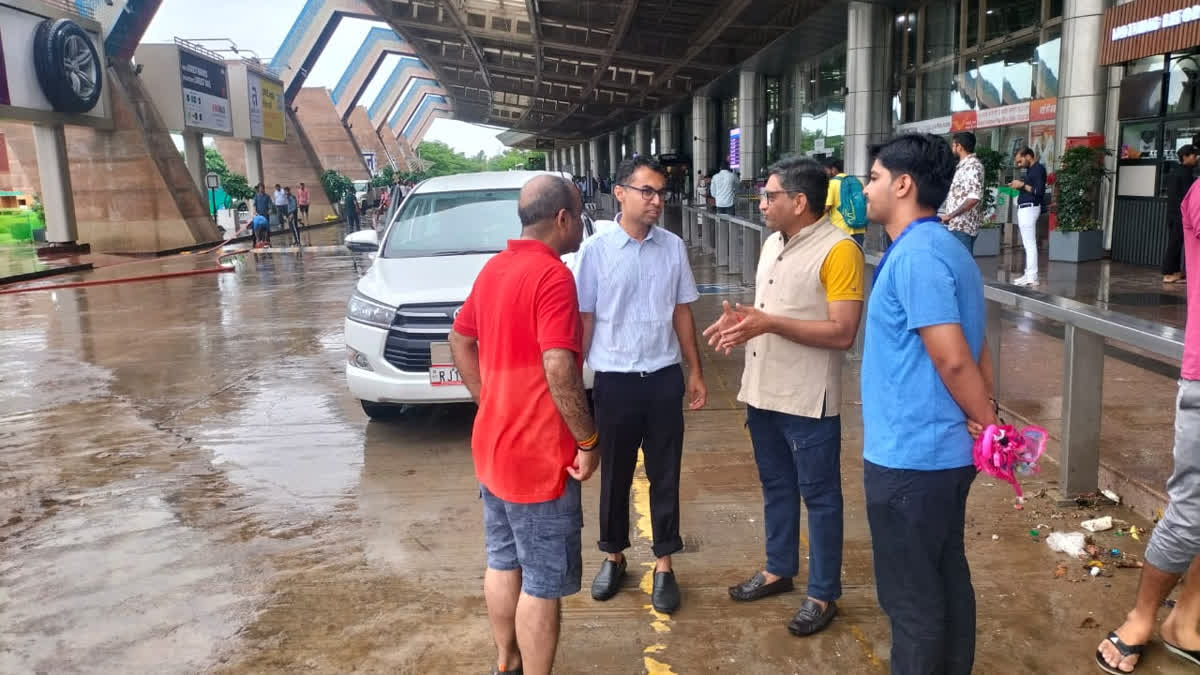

{"left": 972, "top": 424, "right": 1048, "bottom": 501}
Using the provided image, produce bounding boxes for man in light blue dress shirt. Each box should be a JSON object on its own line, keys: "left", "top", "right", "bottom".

{"left": 573, "top": 156, "right": 708, "bottom": 615}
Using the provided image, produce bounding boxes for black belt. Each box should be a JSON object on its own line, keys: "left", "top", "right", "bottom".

{"left": 1018, "top": 202, "right": 1041, "bottom": 209}
{"left": 597, "top": 365, "right": 680, "bottom": 379}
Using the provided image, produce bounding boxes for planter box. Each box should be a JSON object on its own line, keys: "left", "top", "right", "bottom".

{"left": 1049, "top": 229, "right": 1104, "bottom": 262}
{"left": 974, "top": 227, "right": 1001, "bottom": 257}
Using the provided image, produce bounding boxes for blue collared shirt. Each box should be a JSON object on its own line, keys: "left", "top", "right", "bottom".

{"left": 862, "top": 220, "right": 986, "bottom": 470}
{"left": 573, "top": 219, "right": 699, "bottom": 373}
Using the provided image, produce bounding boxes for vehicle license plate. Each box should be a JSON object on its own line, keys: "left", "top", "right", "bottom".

{"left": 429, "top": 342, "right": 463, "bottom": 386}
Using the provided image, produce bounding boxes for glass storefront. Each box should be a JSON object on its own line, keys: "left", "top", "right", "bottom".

{"left": 1118, "top": 50, "right": 1200, "bottom": 198}
{"left": 893, "top": 0, "right": 1063, "bottom": 176}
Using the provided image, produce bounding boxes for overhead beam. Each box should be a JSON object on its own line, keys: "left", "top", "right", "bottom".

{"left": 515, "top": 0, "right": 543, "bottom": 127}
{"left": 549, "top": 0, "right": 639, "bottom": 130}
{"left": 433, "top": 0, "right": 494, "bottom": 91}
{"left": 639, "top": 0, "right": 754, "bottom": 104}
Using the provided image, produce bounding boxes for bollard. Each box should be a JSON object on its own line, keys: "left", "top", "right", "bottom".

{"left": 716, "top": 217, "right": 730, "bottom": 267}
{"left": 1061, "top": 324, "right": 1105, "bottom": 497}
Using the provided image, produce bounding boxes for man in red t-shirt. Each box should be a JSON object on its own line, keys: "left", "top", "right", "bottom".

{"left": 449, "top": 174, "right": 598, "bottom": 675}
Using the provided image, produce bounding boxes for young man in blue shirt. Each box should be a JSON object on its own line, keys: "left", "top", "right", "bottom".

{"left": 860, "top": 134, "right": 997, "bottom": 675}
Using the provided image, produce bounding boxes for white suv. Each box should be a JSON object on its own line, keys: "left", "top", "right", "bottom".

{"left": 344, "top": 170, "right": 593, "bottom": 420}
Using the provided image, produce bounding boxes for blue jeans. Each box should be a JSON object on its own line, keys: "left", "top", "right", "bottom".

{"left": 864, "top": 460, "right": 977, "bottom": 675}
{"left": 950, "top": 230, "right": 976, "bottom": 255}
{"left": 482, "top": 479, "right": 583, "bottom": 599}
{"left": 746, "top": 406, "right": 843, "bottom": 602}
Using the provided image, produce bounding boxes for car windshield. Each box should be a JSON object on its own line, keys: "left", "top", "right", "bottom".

{"left": 381, "top": 188, "right": 519, "bottom": 258}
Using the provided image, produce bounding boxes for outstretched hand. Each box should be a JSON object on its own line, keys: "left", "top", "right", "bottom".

{"left": 702, "top": 301, "right": 744, "bottom": 355}
{"left": 715, "top": 303, "right": 771, "bottom": 353}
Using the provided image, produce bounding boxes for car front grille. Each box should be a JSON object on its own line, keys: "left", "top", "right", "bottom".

{"left": 383, "top": 302, "right": 459, "bottom": 372}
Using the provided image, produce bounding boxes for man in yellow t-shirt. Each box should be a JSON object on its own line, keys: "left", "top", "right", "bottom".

{"left": 824, "top": 158, "right": 867, "bottom": 245}
{"left": 702, "top": 156, "right": 863, "bottom": 639}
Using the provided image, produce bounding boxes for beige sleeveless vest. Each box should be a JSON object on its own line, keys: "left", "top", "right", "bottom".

{"left": 737, "top": 217, "right": 853, "bottom": 418}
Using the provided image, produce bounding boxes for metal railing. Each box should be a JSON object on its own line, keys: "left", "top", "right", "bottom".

{"left": 680, "top": 204, "right": 1186, "bottom": 498}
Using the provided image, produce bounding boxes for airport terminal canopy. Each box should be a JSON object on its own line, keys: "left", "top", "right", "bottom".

{"left": 367, "top": 0, "right": 855, "bottom": 140}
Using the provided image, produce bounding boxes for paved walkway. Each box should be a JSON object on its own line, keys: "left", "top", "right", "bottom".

{"left": 0, "top": 226, "right": 1192, "bottom": 673}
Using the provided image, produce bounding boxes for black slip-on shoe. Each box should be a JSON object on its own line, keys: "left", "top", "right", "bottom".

{"left": 652, "top": 570, "right": 680, "bottom": 614}
{"left": 728, "top": 572, "right": 794, "bottom": 602}
{"left": 787, "top": 598, "right": 838, "bottom": 637}
{"left": 591, "top": 558, "right": 627, "bottom": 601}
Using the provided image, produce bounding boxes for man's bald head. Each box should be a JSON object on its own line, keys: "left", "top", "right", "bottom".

{"left": 519, "top": 175, "right": 580, "bottom": 232}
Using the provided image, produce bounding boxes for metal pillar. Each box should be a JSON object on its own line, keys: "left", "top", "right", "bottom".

{"left": 845, "top": 1, "right": 893, "bottom": 179}
{"left": 738, "top": 70, "right": 764, "bottom": 181}
{"left": 692, "top": 96, "right": 715, "bottom": 185}
{"left": 635, "top": 118, "right": 651, "bottom": 157}
{"left": 1061, "top": 324, "right": 1105, "bottom": 496}
{"left": 183, "top": 131, "right": 206, "bottom": 192}
{"left": 244, "top": 140, "right": 264, "bottom": 188}
{"left": 590, "top": 137, "right": 602, "bottom": 179}
{"left": 32, "top": 124, "right": 79, "bottom": 244}
{"left": 609, "top": 133, "right": 621, "bottom": 177}
{"left": 1055, "top": 0, "right": 1107, "bottom": 161}
{"left": 659, "top": 112, "right": 678, "bottom": 155}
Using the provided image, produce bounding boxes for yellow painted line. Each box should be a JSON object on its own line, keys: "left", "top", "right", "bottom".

{"left": 632, "top": 451, "right": 676, "bottom": 672}
{"left": 849, "top": 623, "right": 885, "bottom": 670}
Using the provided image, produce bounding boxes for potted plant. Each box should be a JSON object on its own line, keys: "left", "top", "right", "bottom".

{"left": 1050, "top": 145, "right": 1110, "bottom": 262}
{"left": 973, "top": 148, "right": 1006, "bottom": 257}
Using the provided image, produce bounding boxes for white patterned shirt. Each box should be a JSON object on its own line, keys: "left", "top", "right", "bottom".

{"left": 710, "top": 170, "right": 738, "bottom": 208}
{"left": 573, "top": 220, "right": 699, "bottom": 373}
{"left": 943, "top": 154, "right": 985, "bottom": 236}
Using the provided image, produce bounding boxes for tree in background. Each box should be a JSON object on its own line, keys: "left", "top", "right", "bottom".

{"left": 321, "top": 169, "right": 355, "bottom": 204}
{"left": 369, "top": 165, "right": 397, "bottom": 188}
{"left": 204, "top": 147, "right": 254, "bottom": 206}
{"left": 414, "top": 141, "right": 546, "bottom": 178}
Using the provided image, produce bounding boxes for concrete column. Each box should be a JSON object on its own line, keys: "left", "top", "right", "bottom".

{"left": 589, "top": 137, "right": 602, "bottom": 179}
{"left": 738, "top": 70, "right": 765, "bottom": 181}
{"left": 845, "top": 1, "right": 894, "bottom": 178}
{"left": 1101, "top": 0, "right": 1134, "bottom": 249}
{"left": 635, "top": 118, "right": 651, "bottom": 157}
{"left": 659, "top": 112, "right": 679, "bottom": 155}
{"left": 579, "top": 143, "right": 589, "bottom": 178}
{"left": 32, "top": 124, "right": 79, "bottom": 244}
{"left": 1055, "top": 0, "right": 1107, "bottom": 158}
{"left": 244, "top": 140, "right": 264, "bottom": 188}
{"left": 183, "top": 132, "right": 206, "bottom": 192}
{"left": 608, "top": 133, "right": 621, "bottom": 176}
{"left": 692, "top": 96, "right": 716, "bottom": 179}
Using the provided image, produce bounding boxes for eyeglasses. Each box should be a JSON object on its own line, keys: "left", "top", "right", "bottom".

{"left": 759, "top": 189, "right": 797, "bottom": 204}
{"left": 616, "top": 183, "right": 669, "bottom": 202}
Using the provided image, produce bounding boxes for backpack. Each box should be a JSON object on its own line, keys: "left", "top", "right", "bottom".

{"left": 837, "top": 175, "right": 868, "bottom": 228}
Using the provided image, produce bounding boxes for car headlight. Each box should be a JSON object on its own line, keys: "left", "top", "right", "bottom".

{"left": 347, "top": 291, "right": 396, "bottom": 329}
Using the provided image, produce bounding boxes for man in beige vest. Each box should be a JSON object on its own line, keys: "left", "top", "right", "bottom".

{"left": 704, "top": 156, "right": 864, "bottom": 637}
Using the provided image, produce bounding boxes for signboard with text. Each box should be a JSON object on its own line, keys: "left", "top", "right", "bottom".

{"left": 247, "top": 71, "right": 285, "bottom": 142}
{"left": 179, "top": 50, "right": 231, "bottom": 134}
{"left": 976, "top": 103, "right": 1030, "bottom": 129}
{"left": 729, "top": 127, "right": 741, "bottom": 171}
{"left": 1100, "top": 1, "right": 1200, "bottom": 65}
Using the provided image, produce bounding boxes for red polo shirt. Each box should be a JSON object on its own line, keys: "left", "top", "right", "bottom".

{"left": 453, "top": 239, "right": 582, "bottom": 503}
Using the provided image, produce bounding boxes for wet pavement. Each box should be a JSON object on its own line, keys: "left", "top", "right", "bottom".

{"left": 1, "top": 222, "right": 1194, "bottom": 674}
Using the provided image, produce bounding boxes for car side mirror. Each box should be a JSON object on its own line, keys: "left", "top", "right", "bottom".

{"left": 345, "top": 229, "right": 380, "bottom": 252}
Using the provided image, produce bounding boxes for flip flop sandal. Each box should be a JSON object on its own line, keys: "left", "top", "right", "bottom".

{"left": 1096, "top": 631, "right": 1145, "bottom": 674}
{"left": 1164, "top": 640, "right": 1200, "bottom": 667}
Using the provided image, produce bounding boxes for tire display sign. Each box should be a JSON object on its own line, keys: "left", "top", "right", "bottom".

{"left": 179, "top": 50, "right": 231, "bottom": 133}
{"left": 0, "top": 4, "right": 109, "bottom": 126}
{"left": 247, "top": 71, "right": 285, "bottom": 142}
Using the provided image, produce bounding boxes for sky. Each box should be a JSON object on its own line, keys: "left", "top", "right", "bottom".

{"left": 144, "top": 0, "right": 508, "bottom": 156}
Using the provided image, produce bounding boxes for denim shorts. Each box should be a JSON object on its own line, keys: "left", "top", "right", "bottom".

{"left": 481, "top": 478, "right": 583, "bottom": 599}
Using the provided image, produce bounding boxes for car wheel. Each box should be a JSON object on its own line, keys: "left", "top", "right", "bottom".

{"left": 33, "top": 19, "right": 103, "bottom": 114}
{"left": 360, "top": 400, "right": 410, "bottom": 421}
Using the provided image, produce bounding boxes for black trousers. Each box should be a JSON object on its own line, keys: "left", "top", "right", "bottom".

{"left": 1165, "top": 216, "right": 1186, "bottom": 275}
{"left": 594, "top": 365, "right": 685, "bottom": 559}
{"left": 865, "top": 460, "right": 977, "bottom": 675}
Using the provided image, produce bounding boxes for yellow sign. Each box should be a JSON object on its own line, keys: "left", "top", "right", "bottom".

{"left": 259, "top": 77, "right": 285, "bottom": 142}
